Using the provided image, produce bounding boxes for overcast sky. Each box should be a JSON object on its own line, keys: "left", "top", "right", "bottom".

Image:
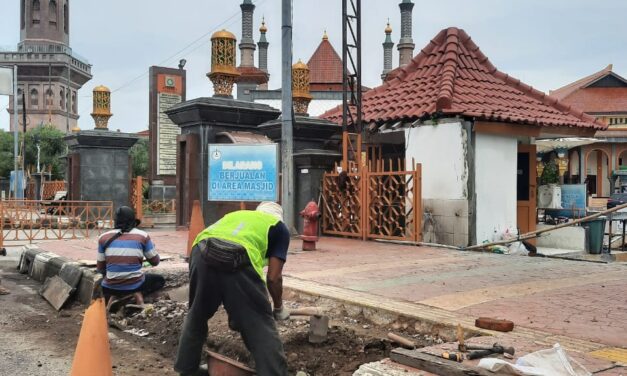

{"left": 1, "top": 0, "right": 626, "bottom": 133}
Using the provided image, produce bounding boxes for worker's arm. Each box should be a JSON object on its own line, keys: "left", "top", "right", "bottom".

{"left": 143, "top": 236, "right": 160, "bottom": 266}
{"left": 267, "top": 256, "right": 285, "bottom": 309}
{"left": 96, "top": 236, "right": 107, "bottom": 275}
{"left": 265, "top": 222, "right": 290, "bottom": 319}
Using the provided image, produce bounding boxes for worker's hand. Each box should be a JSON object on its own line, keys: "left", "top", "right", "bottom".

{"left": 273, "top": 306, "right": 290, "bottom": 321}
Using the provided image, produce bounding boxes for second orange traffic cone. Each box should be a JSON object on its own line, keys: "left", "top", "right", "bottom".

{"left": 187, "top": 200, "right": 205, "bottom": 258}
{"left": 70, "top": 297, "right": 113, "bottom": 376}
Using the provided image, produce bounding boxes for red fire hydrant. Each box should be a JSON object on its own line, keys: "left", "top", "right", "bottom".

{"left": 300, "top": 201, "right": 320, "bottom": 251}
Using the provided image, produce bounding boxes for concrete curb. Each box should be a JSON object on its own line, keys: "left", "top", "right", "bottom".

{"left": 18, "top": 244, "right": 102, "bottom": 306}
{"left": 284, "top": 276, "right": 492, "bottom": 342}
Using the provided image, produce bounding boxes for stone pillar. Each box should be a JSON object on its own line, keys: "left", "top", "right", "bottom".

{"left": 64, "top": 131, "right": 138, "bottom": 210}
{"left": 239, "top": 0, "right": 256, "bottom": 67}
{"left": 257, "top": 19, "right": 269, "bottom": 90}
{"left": 65, "top": 87, "right": 138, "bottom": 210}
{"left": 381, "top": 21, "right": 394, "bottom": 82}
{"left": 397, "top": 0, "right": 415, "bottom": 66}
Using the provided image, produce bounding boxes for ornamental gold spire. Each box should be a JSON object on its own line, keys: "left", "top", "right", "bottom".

{"left": 91, "top": 85, "right": 112, "bottom": 130}
{"left": 292, "top": 59, "right": 312, "bottom": 115}
{"left": 208, "top": 29, "right": 240, "bottom": 97}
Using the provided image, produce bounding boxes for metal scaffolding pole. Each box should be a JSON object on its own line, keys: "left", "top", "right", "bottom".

{"left": 342, "top": 0, "right": 363, "bottom": 171}
{"left": 281, "top": 0, "right": 295, "bottom": 232}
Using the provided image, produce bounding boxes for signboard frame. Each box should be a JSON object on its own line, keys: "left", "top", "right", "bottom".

{"left": 148, "top": 66, "right": 186, "bottom": 185}
{"left": 207, "top": 143, "right": 279, "bottom": 202}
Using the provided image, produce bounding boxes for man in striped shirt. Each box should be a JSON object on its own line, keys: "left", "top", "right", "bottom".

{"left": 97, "top": 206, "right": 164, "bottom": 306}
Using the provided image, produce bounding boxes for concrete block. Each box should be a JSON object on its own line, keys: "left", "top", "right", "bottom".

{"left": 77, "top": 268, "right": 103, "bottom": 305}
{"left": 59, "top": 262, "right": 83, "bottom": 289}
{"left": 40, "top": 276, "right": 73, "bottom": 311}
{"left": 18, "top": 244, "right": 42, "bottom": 274}
{"left": 45, "top": 255, "right": 70, "bottom": 282}
{"left": 31, "top": 252, "right": 58, "bottom": 282}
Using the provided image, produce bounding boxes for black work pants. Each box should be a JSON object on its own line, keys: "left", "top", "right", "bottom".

{"left": 102, "top": 273, "right": 165, "bottom": 301}
{"left": 174, "top": 248, "right": 287, "bottom": 376}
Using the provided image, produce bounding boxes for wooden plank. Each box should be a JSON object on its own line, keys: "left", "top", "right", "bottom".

{"left": 390, "top": 348, "right": 493, "bottom": 376}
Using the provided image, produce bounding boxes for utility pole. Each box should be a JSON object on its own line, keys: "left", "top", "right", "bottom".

{"left": 13, "top": 65, "right": 19, "bottom": 198}
{"left": 281, "top": 0, "right": 295, "bottom": 232}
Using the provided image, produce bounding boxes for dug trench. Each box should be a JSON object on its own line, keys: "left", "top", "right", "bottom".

{"left": 1, "top": 263, "right": 442, "bottom": 375}
{"left": 115, "top": 274, "right": 443, "bottom": 375}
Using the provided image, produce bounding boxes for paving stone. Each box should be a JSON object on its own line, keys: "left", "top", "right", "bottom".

{"left": 39, "top": 275, "right": 73, "bottom": 310}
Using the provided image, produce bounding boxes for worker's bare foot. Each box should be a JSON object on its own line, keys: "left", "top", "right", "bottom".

{"left": 133, "top": 292, "right": 145, "bottom": 306}
{"left": 0, "top": 286, "right": 10, "bottom": 295}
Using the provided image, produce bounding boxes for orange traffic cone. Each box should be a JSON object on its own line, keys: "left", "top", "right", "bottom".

{"left": 70, "top": 297, "right": 113, "bottom": 376}
{"left": 187, "top": 200, "right": 205, "bottom": 258}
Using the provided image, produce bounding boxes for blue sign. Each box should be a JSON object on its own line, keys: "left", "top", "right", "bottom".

{"left": 548, "top": 184, "right": 586, "bottom": 218}
{"left": 208, "top": 144, "right": 279, "bottom": 202}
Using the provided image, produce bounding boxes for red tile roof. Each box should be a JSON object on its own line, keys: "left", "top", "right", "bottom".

{"left": 322, "top": 27, "right": 605, "bottom": 130}
{"left": 550, "top": 65, "right": 627, "bottom": 114}
{"left": 550, "top": 64, "right": 613, "bottom": 100}
{"left": 307, "top": 37, "right": 343, "bottom": 86}
{"left": 556, "top": 87, "right": 627, "bottom": 114}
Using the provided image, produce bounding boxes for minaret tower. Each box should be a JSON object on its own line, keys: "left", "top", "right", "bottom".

{"left": 257, "top": 18, "right": 269, "bottom": 90}
{"left": 397, "top": 0, "right": 415, "bottom": 66}
{"left": 381, "top": 21, "right": 394, "bottom": 82}
{"left": 239, "top": 0, "right": 256, "bottom": 67}
{"left": 2, "top": 0, "right": 92, "bottom": 133}
{"left": 236, "top": 0, "right": 269, "bottom": 101}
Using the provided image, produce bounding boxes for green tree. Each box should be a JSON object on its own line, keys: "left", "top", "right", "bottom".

{"left": 23, "top": 126, "right": 67, "bottom": 180}
{"left": 130, "top": 138, "right": 149, "bottom": 178}
{"left": 0, "top": 130, "right": 16, "bottom": 179}
{"left": 0, "top": 126, "right": 67, "bottom": 180}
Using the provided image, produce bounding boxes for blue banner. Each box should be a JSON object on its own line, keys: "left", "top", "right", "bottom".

{"left": 208, "top": 144, "right": 279, "bottom": 202}
{"left": 546, "top": 184, "right": 586, "bottom": 218}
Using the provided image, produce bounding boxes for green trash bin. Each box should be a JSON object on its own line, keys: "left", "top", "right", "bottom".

{"left": 582, "top": 217, "right": 606, "bottom": 254}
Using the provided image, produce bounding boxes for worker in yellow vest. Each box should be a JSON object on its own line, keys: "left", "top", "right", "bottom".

{"left": 174, "top": 202, "right": 290, "bottom": 376}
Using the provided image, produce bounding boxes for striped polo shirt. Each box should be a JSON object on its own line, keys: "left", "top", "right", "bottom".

{"left": 97, "top": 228, "right": 159, "bottom": 291}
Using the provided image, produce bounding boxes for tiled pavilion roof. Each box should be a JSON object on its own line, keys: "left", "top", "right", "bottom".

{"left": 322, "top": 27, "right": 605, "bottom": 131}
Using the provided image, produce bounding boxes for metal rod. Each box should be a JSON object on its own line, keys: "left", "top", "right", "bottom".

{"left": 281, "top": 0, "right": 295, "bottom": 233}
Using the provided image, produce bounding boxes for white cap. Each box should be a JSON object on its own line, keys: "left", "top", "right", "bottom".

{"left": 256, "top": 201, "right": 284, "bottom": 222}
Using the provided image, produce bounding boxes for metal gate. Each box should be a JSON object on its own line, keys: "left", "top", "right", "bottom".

{"left": 322, "top": 160, "right": 422, "bottom": 242}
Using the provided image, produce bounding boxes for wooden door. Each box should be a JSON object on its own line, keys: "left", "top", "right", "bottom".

{"left": 517, "top": 144, "right": 536, "bottom": 237}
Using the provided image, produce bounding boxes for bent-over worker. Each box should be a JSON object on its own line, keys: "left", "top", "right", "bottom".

{"left": 97, "top": 206, "right": 165, "bottom": 307}
{"left": 174, "top": 202, "right": 290, "bottom": 376}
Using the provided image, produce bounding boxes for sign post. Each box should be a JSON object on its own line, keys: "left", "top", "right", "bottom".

{"left": 208, "top": 144, "right": 279, "bottom": 203}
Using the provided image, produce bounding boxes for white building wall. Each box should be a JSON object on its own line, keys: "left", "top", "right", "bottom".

{"left": 404, "top": 122, "right": 469, "bottom": 246}
{"left": 475, "top": 133, "right": 518, "bottom": 243}
{"left": 404, "top": 122, "right": 467, "bottom": 200}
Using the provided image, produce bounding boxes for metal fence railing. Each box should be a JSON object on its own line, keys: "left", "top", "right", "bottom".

{"left": 0, "top": 200, "right": 113, "bottom": 249}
